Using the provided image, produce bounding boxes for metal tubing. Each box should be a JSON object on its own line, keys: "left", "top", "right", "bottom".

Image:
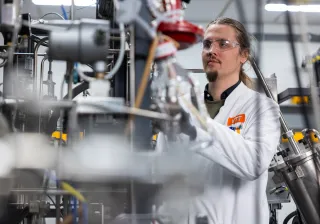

{"left": 250, "top": 58, "right": 301, "bottom": 154}
{"left": 39, "top": 57, "right": 48, "bottom": 100}
{"left": 13, "top": 53, "right": 46, "bottom": 56}
{"left": 33, "top": 37, "right": 49, "bottom": 95}
{"left": 56, "top": 195, "right": 61, "bottom": 224}
{"left": 10, "top": 188, "right": 127, "bottom": 194}
{"left": 71, "top": 0, "right": 75, "bottom": 20}
{"left": 129, "top": 24, "right": 136, "bottom": 221}
{"left": 38, "top": 56, "right": 48, "bottom": 132}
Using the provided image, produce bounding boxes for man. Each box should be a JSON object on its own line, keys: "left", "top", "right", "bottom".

{"left": 157, "top": 17, "right": 281, "bottom": 224}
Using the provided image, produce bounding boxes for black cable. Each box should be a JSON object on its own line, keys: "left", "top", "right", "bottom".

{"left": 45, "top": 81, "right": 89, "bottom": 135}
{"left": 30, "top": 35, "right": 49, "bottom": 47}
{"left": 283, "top": 211, "right": 297, "bottom": 224}
{"left": 0, "top": 59, "right": 7, "bottom": 68}
{"left": 47, "top": 194, "right": 63, "bottom": 218}
{"left": 284, "top": 0, "right": 310, "bottom": 129}
{"left": 14, "top": 206, "right": 29, "bottom": 224}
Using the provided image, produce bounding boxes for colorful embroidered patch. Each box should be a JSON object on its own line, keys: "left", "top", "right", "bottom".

{"left": 227, "top": 114, "right": 246, "bottom": 134}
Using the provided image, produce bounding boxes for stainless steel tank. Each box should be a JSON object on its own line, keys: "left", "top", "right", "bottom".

{"left": 270, "top": 136, "right": 320, "bottom": 224}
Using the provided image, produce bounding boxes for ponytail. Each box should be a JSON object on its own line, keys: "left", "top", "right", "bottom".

{"left": 240, "top": 68, "right": 252, "bottom": 88}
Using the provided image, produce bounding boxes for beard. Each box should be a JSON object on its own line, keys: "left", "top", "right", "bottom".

{"left": 206, "top": 71, "right": 218, "bottom": 82}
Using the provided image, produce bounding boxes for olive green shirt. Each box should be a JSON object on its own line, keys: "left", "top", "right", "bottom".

{"left": 205, "top": 99, "right": 225, "bottom": 119}
{"left": 203, "top": 80, "right": 241, "bottom": 119}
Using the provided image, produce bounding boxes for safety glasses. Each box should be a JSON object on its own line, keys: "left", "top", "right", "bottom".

{"left": 202, "top": 39, "right": 240, "bottom": 52}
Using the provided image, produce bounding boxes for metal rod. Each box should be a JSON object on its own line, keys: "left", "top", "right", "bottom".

{"left": 56, "top": 195, "right": 61, "bottom": 224}
{"left": 71, "top": 0, "right": 75, "bottom": 20}
{"left": 38, "top": 56, "right": 48, "bottom": 132}
{"left": 63, "top": 195, "right": 69, "bottom": 218}
{"left": 39, "top": 57, "right": 48, "bottom": 100}
{"left": 10, "top": 188, "right": 127, "bottom": 194}
{"left": 250, "top": 58, "right": 301, "bottom": 154}
{"left": 33, "top": 37, "right": 49, "bottom": 96}
{"left": 3, "top": 99, "right": 74, "bottom": 109}
{"left": 129, "top": 24, "right": 136, "bottom": 224}
{"left": 14, "top": 52, "right": 47, "bottom": 56}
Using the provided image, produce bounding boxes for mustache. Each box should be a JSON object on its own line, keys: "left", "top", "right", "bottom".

{"left": 207, "top": 56, "right": 221, "bottom": 64}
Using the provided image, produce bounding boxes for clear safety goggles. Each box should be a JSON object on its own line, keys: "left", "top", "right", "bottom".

{"left": 202, "top": 39, "right": 240, "bottom": 52}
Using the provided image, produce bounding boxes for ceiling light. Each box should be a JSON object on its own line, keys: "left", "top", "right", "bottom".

{"left": 265, "top": 3, "right": 320, "bottom": 12}
{"left": 32, "top": 0, "right": 96, "bottom": 7}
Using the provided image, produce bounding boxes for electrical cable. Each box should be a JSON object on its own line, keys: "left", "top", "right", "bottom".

{"left": 60, "top": 182, "right": 88, "bottom": 224}
{"left": 77, "top": 66, "right": 96, "bottom": 82}
{"left": 284, "top": 0, "right": 310, "bottom": 128}
{"left": 47, "top": 194, "right": 63, "bottom": 218}
{"left": 61, "top": 5, "right": 69, "bottom": 20}
{"left": 72, "top": 197, "right": 77, "bottom": 224}
{"left": 82, "top": 203, "right": 88, "bottom": 224}
{"left": 45, "top": 172, "right": 88, "bottom": 223}
{"left": 30, "top": 35, "right": 49, "bottom": 47}
{"left": 40, "top": 12, "right": 65, "bottom": 20}
{"left": 0, "top": 59, "right": 7, "bottom": 68}
{"left": 60, "top": 182, "right": 86, "bottom": 202}
{"left": 283, "top": 211, "right": 297, "bottom": 224}
{"left": 104, "top": 23, "right": 126, "bottom": 80}
{"left": 46, "top": 82, "right": 89, "bottom": 135}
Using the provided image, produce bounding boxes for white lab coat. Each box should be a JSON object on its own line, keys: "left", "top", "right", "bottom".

{"left": 156, "top": 81, "right": 281, "bottom": 224}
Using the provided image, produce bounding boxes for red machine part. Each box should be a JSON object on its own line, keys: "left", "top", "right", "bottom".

{"left": 155, "top": 0, "right": 204, "bottom": 49}
{"left": 161, "top": 0, "right": 182, "bottom": 11}
{"left": 157, "top": 20, "right": 204, "bottom": 50}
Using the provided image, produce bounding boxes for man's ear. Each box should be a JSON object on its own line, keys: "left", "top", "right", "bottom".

{"left": 240, "top": 49, "right": 249, "bottom": 64}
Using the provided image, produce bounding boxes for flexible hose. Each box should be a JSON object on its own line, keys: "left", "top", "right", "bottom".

{"left": 45, "top": 82, "right": 89, "bottom": 135}
{"left": 40, "top": 12, "right": 65, "bottom": 20}
{"left": 283, "top": 211, "right": 297, "bottom": 224}
{"left": 0, "top": 59, "right": 7, "bottom": 68}
{"left": 104, "top": 23, "right": 126, "bottom": 80}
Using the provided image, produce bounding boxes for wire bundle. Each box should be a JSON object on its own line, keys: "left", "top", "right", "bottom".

{"left": 46, "top": 171, "right": 88, "bottom": 224}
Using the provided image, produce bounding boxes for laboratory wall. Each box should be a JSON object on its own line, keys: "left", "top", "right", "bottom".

{"left": 1, "top": 22, "right": 319, "bottom": 223}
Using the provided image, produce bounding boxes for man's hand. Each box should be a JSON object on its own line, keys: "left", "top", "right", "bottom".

{"left": 151, "top": 104, "right": 197, "bottom": 141}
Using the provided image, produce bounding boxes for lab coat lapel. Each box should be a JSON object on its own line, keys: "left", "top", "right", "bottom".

{"left": 213, "top": 82, "right": 248, "bottom": 123}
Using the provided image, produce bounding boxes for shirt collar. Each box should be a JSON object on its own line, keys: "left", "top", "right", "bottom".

{"left": 204, "top": 80, "right": 241, "bottom": 101}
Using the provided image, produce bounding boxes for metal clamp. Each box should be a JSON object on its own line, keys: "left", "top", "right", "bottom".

{"left": 29, "top": 200, "right": 50, "bottom": 216}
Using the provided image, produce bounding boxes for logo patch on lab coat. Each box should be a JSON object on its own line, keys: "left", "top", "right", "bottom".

{"left": 227, "top": 114, "right": 245, "bottom": 134}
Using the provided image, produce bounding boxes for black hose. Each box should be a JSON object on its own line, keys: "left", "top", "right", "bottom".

{"left": 283, "top": 211, "right": 298, "bottom": 224}
{"left": 45, "top": 81, "right": 89, "bottom": 135}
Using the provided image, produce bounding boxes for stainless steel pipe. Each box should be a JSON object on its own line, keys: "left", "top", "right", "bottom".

{"left": 33, "top": 37, "right": 49, "bottom": 96}
{"left": 250, "top": 58, "right": 301, "bottom": 155}
{"left": 39, "top": 56, "right": 48, "bottom": 100}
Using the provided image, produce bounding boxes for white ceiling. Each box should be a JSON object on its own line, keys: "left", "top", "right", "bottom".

{"left": 21, "top": 0, "right": 320, "bottom": 25}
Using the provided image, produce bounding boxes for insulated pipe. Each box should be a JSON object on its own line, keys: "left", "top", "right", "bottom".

{"left": 250, "top": 58, "right": 301, "bottom": 155}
